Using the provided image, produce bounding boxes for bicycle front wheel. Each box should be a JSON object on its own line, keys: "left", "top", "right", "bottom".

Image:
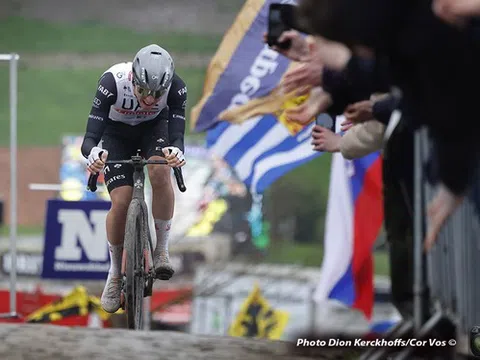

{"left": 123, "top": 198, "right": 148, "bottom": 330}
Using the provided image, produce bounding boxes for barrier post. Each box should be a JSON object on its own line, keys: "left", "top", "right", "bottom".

{"left": 0, "top": 53, "right": 19, "bottom": 318}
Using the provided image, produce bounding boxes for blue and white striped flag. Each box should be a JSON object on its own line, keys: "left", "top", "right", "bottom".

{"left": 205, "top": 116, "right": 319, "bottom": 194}
{"left": 190, "top": 0, "right": 320, "bottom": 194}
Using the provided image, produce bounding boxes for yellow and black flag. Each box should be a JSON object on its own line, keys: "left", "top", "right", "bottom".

{"left": 228, "top": 283, "right": 289, "bottom": 340}
{"left": 25, "top": 286, "right": 116, "bottom": 323}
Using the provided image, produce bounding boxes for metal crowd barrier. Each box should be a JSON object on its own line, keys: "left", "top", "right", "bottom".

{"left": 390, "top": 126, "right": 480, "bottom": 359}
{"left": 421, "top": 127, "right": 480, "bottom": 343}
{"left": 363, "top": 125, "right": 479, "bottom": 360}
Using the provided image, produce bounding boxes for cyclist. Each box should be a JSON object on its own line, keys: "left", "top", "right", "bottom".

{"left": 80, "top": 44, "right": 187, "bottom": 313}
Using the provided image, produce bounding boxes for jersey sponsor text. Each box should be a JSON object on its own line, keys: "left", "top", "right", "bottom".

{"left": 98, "top": 84, "right": 114, "bottom": 98}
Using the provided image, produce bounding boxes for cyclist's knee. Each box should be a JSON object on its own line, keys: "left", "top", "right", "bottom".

{"left": 109, "top": 186, "right": 132, "bottom": 214}
{"left": 148, "top": 165, "right": 171, "bottom": 189}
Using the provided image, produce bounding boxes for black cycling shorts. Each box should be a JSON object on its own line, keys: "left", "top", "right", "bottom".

{"left": 100, "top": 116, "right": 169, "bottom": 192}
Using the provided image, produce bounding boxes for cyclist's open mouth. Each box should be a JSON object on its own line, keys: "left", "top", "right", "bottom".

{"left": 141, "top": 98, "right": 155, "bottom": 107}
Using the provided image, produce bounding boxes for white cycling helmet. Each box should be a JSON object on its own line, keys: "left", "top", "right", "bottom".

{"left": 132, "top": 44, "right": 174, "bottom": 97}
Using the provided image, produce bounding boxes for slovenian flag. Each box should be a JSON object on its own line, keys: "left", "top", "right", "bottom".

{"left": 314, "top": 119, "right": 387, "bottom": 331}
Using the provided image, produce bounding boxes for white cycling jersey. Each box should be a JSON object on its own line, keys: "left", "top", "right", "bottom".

{"left": 81, "top": 60, "right": 187, "bottom": 159}
{"left": 101, "top": 62, "right": 171, "bottom": 126}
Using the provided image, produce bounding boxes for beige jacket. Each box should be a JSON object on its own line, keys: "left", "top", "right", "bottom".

{"left": 339, "top": 120, "right": 386, "bottom": 160}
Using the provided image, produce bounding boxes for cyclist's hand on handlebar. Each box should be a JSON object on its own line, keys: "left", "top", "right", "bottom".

{"left": 87, "top": 147, "right": 108, "bottom": 174}
{"left": 162, "top": 146, "right": 186, "bottom": 168}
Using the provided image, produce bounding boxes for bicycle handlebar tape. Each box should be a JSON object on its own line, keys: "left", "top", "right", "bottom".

{"left": 87, "top": 173, "right": 99, "bottom": 192}
{"left": 173, "top": 168, "right": 186, "bottom": 192}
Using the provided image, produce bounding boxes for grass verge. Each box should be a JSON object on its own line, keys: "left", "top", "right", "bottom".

{"left": 0, "top": 225, "right": 44, "bottom": 236}
{"left": 263, "top": 241, "right": 390, "bottom": 276}
{"left": 0, "top": 66, "right": 206, "bottom": 146}
{"left": 0, "top": 17, "right": 222, "bottom": 55}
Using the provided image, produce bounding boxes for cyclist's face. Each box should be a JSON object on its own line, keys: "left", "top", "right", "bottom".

{"left": 133, "top": 84, "right": 165, "bottom": 110}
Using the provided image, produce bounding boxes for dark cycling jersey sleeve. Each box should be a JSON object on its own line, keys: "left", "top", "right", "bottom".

{"left": 166, "top": 73, "right": 187, "bottom": 153}
{"left": 81, "top": 72, "right": 118, "bottom": 158}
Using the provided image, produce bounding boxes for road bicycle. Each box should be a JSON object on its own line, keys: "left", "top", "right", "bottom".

{"left": 87, "top": 151, "right": 186, "bottom": 329}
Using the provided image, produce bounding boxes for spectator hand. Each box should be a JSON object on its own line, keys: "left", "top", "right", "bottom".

{"left": 281, "top": 37, "right": 324, "bottom": 94}
{"left": 432, "top": 0, "right": 473, "bottom": 27}
{"left": 310, "top": 36, "right": 352, "bottom": 72}
{"left": 433, "top": 0, "right": 480, "bottom": 18}
{"left": 285, "top": 87, "right": 332, "bottom": 125}
{"left": 344, "top": 100, "right": 374, "bottom": 124}
{"left": 340, "top": 119, "right": 354, "bottom": 132}
{"left": 311, "top": 125, "right": 341, "bottom": 153}
{"left": 263, "top": 30, "right": 310, "bottom": 62}
{"left": 424, "top": 184, "right": 464, "bottom": 251}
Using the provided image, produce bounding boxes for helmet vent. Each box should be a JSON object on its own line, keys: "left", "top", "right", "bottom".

{"left": 144, "top": 69, "right": 149, "bottom": 84}
{"left": 150, "top": 52, "right": 162, "bottom": 55}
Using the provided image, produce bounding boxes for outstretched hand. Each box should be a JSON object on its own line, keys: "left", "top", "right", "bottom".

{"left": 433, "top": 0, "right": 480, "bottom": 26}
{"left": 285, "top": 87, "right": 332, "bottom": 125}
{"left": 263, "top": 30, "right": 310, "bottom": 62}
{"left": 424, "top": 184, "right": 464, "bottom": 251}
{"left": 281, "top": 37, "right": 324, "bottom": 94}
{"left": 311, "top": 125, "right": 341, "bottom": 153}
{"left": 343, "top": 100, "right": 374, "bottom": 124}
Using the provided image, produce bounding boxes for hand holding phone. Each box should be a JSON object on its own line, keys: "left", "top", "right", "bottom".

{"left": 267, "top": 4, "right": 294, "bottom": 50}
{"left": 315, "top": 113, "right": 336, "bottom": 133}
{"left": 312, "top": 114, "right": 341, "bottom": 153}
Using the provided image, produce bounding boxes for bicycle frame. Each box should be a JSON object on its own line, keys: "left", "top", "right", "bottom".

{"left": 131, "top": 155, "right": 148, "bottom": 202}
{"left": 87, "top": 152, "right": 186, "bottom": 329}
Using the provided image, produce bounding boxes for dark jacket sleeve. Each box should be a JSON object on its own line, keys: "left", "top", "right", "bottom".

{"left": 80, "top": 72, "right": 117, "bottom": 158}
{"left": 467, "top": 17, "right": 480, "bottom": 43}
{"left": 166, "top": 73, "right": 187, "bottom": 153}
{"left": 372, "top": 93, "right": 400, "bottom": 125}
{"left": 431, "top": 132, "right": 480, "bottom": 196}
{"left": 322, "top": 67, "right": 353, "bottom": 116}
{"left": 343, "top": 55, "right": 392, "bottom": 100}
{"left": 321, "top": 55, "right": 392, "bottom": 116}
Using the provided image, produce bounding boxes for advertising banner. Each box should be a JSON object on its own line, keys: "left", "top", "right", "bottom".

{"left": 41, "top": 199, "right": 111, "bottom": 280}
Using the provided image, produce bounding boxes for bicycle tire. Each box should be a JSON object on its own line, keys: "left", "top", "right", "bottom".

{"left": 123, "top": 198, "right": 149, "bottom": 330}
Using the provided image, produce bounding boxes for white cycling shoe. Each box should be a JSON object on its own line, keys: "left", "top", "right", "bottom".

{"left": 101, "top": 272, "right": 122, "bottom": 313}
{"left": 154, "top": 254, "right": 174, "bottom": 280}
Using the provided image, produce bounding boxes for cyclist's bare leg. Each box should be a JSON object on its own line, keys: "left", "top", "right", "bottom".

{"left": 107, "top": 186, "right": 132, "bottom": 247}
{"left": 101, "top": 185, "right": 132, "bottom": 313}
{"left": 147, "top": 155, "right": 175, "bottom": 280}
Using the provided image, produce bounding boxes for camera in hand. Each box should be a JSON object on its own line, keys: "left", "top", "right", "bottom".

{"left": 267, "top": 3, "right": 308, "bottom": 50}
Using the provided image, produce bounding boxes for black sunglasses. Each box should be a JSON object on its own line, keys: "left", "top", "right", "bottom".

{"left": 133, "top": 80, "right": 165, "bottom": 98}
